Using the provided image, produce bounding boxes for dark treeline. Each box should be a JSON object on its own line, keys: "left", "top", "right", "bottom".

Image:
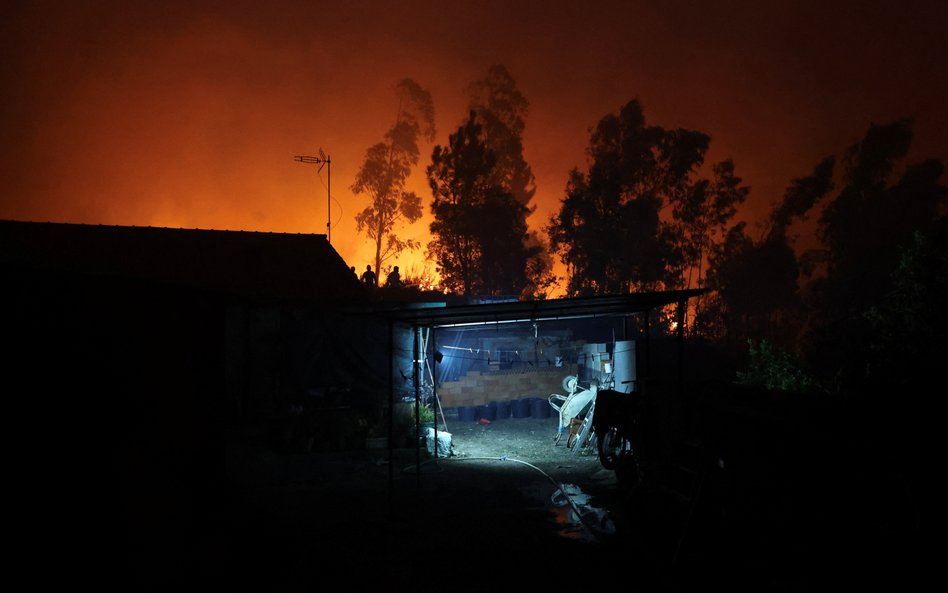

{"left": 353, "top": 66, "right": 947, "bottom": 403}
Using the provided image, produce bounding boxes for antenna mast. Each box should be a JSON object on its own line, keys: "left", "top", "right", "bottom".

{"left": 294, "top": 151, "right": 332, "bottom": 244}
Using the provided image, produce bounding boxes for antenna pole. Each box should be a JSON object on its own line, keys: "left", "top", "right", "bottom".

{"left": 327, "top": 158, "right": 331, "bottom": 244}
{"left": 294, "top": 153, "right": 332, "bottom": 244}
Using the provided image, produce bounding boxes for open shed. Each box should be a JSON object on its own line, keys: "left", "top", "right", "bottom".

{"left": 379, "top": 289, "right": 707, "bottom": 477}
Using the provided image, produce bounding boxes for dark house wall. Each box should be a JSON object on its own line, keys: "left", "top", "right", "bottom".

{"left": 4, "top": 266, "right": 226, "bottom": 585}
{"left": 1, "top": 220, "right": 378, "bottom": 585}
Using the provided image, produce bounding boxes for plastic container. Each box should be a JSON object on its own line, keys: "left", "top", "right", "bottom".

{"left": 458, "top": 406, "right": 478, "bottom": 422}
{"left": 530, "top": 397, "right": 551, "bottom": 419}
{"left": 475, "top": 404, "right": 496, "bottom": 421}
{"left": 491, "top": 400, "right": 511, "bottom": 420}
{"left": 511, "top": 398, "right": 532, "bottom": 418}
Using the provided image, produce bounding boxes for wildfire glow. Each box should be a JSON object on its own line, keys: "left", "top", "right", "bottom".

{"left": 1, "top": 2, "right": 943, "bottom": 299}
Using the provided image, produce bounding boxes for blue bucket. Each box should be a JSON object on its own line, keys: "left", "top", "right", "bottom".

{"left": 511, "top": 398, "right": 532, "bottom": 418}
{"left": 458, "top": 406, "right": 477, "bottom": 422}
{"left": 491, "top": 400, "right": 510, "bottom": 419}
{"left": 531, "top": 397, "right": 551, "bottom": 419}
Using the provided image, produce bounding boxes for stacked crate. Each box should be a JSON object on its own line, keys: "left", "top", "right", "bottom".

{"left": 437, "top": 366, "right": 578, "bottom": 408}
{"left": 437, "top": 371, "right": 487, "bottom": 408}
{"left": 580, "top": 342, "right": 611, "bottom": 383}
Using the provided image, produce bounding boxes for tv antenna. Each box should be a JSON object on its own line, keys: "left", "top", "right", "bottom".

{"left": 294, "top": 149, "right": 332, "bottom": 244}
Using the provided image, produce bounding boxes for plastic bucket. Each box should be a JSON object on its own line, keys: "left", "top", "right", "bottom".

{"left": 458, "top": 406, "right": 477, "bottom": 422}
{"left": 511, "top": 398, "right": 532, "bottom": 418}
{"left": 530, "top": 397, "right": 551, "bottom": 419}
{"left": 475, "top": 404, "right": 496, "bottom": 421}
{"left": 491, "top": 400, "right": 510, "bottom": 419}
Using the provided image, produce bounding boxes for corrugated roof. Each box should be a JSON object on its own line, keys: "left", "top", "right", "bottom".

{"left": 381, "top": 289, "right": 707, "bottom": 328}
{"left": 0, "top": 219, "right": 364, "bottom": 301}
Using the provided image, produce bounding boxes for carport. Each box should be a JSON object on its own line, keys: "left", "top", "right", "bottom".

{"left": 380, "top": 289, "right": 707, "bottom": 506}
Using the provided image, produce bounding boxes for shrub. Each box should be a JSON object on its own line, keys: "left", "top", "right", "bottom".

{"left": 736, "top": 339, "right": 815, "bottom": 392}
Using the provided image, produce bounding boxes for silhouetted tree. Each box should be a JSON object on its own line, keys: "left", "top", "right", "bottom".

{"left": 703, "top": 157, "right": 834, "bottom": 344}
{"left": 804, "top": 119, "right": 948, "bottom": 391}
{"left": 466, "top": 65, "right": 553, "bottom": 296}
{"left": 864, "top": 225, "right": 948, "bottom": 384}
{"left": 816, "top": 120, "right": 944, "bottom": 301}
{"left": 672, "top": 159, "right": 749, "bottom": 289}
{"left": 352, "top": 79, "right": 435, "bottom": 276}
{"left": 704, "top": 223, "right": 804, "bottom": 343}
{"left": 427, "top": 113, "right": 535, "bottom": 296}
{"left": 547, "top": 99, "right": 707, "bottom": 295}
{"left": 767, "top": 156, "right": 835, "bottom": 239}
{"left": 523, "top": 230, "right": 558, "bottom": 299}
{"left": 467, "top": 64, "right": 535, "bottom": 207}
{"left": 797, "top": 122, "right": 948, "bottom": 523}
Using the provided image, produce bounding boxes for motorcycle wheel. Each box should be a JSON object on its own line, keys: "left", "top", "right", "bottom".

{"left": 597, "top": 427, "right": 632, "bottom": 470}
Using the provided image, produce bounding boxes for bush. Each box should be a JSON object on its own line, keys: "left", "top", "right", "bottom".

{"left": 736, "top": 339, "right": 815, "bottom": 392}
{"left": 418, "top": 404, "right": 435, "bottom": 424}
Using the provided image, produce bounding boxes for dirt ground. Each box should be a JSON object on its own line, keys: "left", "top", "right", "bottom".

{"left": 147, "top": 408, "right": 640, "bottom": 590}
{"left": 440, "top": 408, "right": 598, "bottom": 463}
{"left": 101, "top": 404, "right": 918, "bottom": 592}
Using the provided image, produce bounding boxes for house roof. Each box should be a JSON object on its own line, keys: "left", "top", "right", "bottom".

{"left": 0, "top": 219, "right": 364, "bottom": 301}
{"left": 381, "top": 289, "right": 707, "bottom": 328}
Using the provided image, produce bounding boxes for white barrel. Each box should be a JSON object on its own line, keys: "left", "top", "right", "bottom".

{"left": 613, "top": 340, "right": 637, "bottom": 392}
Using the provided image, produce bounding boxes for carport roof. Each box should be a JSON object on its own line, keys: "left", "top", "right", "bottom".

{"left": 383, "top": 289, "right": 708, "bottom": 328}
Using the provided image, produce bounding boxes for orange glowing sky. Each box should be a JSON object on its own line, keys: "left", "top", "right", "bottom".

{"left": 3, "top": 0, "right": 946, "bottom": 292}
